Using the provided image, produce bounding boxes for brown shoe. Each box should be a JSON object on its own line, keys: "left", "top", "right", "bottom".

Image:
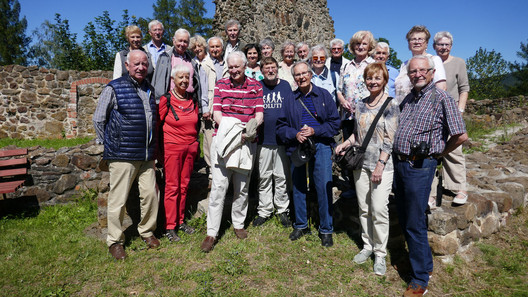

{"left": 141, "top": 235, "right": 160, "bottom": 249}
{"left": 403, "top": 283, "right": 428, "bottom": 297}
{"left": 234, "top": 228, "right": 248, "bottom": 239}
{"left": 109, "top": 243, "right": 126, "bottom": 260}
{"left": 201, "top": 236, "right": 216, "bottom": 253}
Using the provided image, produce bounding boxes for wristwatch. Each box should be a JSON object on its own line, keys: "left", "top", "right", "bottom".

{"left": 378, "top": 159, "right": 387, "bottom": 165}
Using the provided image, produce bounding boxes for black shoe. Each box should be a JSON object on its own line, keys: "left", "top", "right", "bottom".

{"left": 319, "top": 233, "right": 333, "bottom": 247}
{"left": 277, "top": 212, "right": 291, "bottom": 227}
{"left": 179, "top": 223, "right": 195, "bottom": 235}
{"left": 252, "top": 216, "right": 268, "bottom": 227}
{"left": 289, "top": 227, "right": 311, "bottom": 241}
{"left": 165, "top": 229, "right": 181, "bottom": 242}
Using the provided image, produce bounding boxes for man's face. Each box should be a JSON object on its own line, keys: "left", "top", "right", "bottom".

{"left": 262, "top": 62, "right": 278, "bottom": 82}
{"left": 228, "top": 56, "right": 246, "bottom": 84}
{"left": 297, "top": 45, "right": 309, "bottom": 60}
{"left": 226, "top": 25, "right": 239, "bottom": 43}
{"left": 173, "top": 32, "right": 189, "bottom": 55}
{"left": 293, "top": 63, "right": 312, "bottom": 90}
{"left": 408, "top": 58, "right": 434, "bottom": 89}
{"left": 330, "top": 44, "right": 343, "bottom": 59}
{"left": 126, "top": 51, "right": 149, "bottom": 83}
{"left": 149, "top": 24, "right": 164, "bottom": 44}
{"left": 208, "top": 39, "right": 223, "bottom": 60}
{"left": 374, "top": 46, "right": 389, "bottom": 64}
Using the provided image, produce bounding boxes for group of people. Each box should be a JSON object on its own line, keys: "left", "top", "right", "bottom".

{"left": 94, "top": 19, "right": 470, "bottom": 297}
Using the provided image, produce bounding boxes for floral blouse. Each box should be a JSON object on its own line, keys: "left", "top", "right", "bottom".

{"left": 338, "top": 56, "right": 375, "bottom": 119}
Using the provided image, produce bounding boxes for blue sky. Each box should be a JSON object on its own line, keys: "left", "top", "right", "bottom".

{"left": 20, "top": 0, "right": 528, "bottom": 64}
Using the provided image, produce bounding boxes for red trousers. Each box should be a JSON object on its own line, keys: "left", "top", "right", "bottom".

{"left": 164, "top": 141, "right": 199, "bottom": 230}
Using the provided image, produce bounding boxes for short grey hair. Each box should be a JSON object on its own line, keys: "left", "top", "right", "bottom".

{"left": 174, "top": 28, "right": 190, "bottom": 39}
{"left": 280, "top": 40, "right": 295, "bottom": 57}
{"left": 308, "top": 44, "right": 328, "bottom": 60}
{"left": 406, "top": 55, "right": 435, "bottom": 72}
{"left": 291, "top": 61, "right": 312, "bottom": 76}
{"left": 296, "top": 41, "right": 310, "bottom": 52}
{"left": 376, "top": 42, "right": 390, "bottom": 51}
{"left": 433, "top": 31, "right": 454, "bottom": 46}
{"left": 225, "top": 19, "right": 240, "bottom": 31}
{"left": 227, "top": 51, "right": 247, "bottom": 66}
{"left": 171, "top": 64, "right": 191, "bottom": 78}
{"left": 148, "top": 20, "right": 164, "bottom": 31}
{"left": 259, "top": 37, "right": 275, "bottom": 50}
{"left": 329, "top": 38, "right": 345, "bottom": 48}
{"left": 207, "top": 36, "right": 224, "bottom": 48}
{"left": 126, "top": 49, "right": 148, "bottom": 64}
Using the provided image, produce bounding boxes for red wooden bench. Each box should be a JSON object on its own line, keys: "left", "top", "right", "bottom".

{"left": 0, "top": 148, "right": 28, "bottom": 198}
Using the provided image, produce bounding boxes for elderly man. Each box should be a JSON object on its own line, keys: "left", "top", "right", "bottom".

{"left": 93, "top": 50, "right": 160, "bottom": 260}
{"left": 150, "top": 28, "right": 204, "bottom": 105}
{"left": 144, "top": 20, "right": 172, "bottom": 70}
{"left": 393, "top": 55, "right": 467, "bottom": 297}
{"left": 200, "top": 51, "right": 264, "bottom": 252}
{"left": 325, "top": 38, "right": 350, "bottom": 77}
{"left": 252, "top": 57, "right": 294, "bottom": 228}
{"left": 296, "top": 42, "right": 310, "bottom": 61}
{"left": 276, "top": 61, "right": 340, "bottom": 247}
{"left": 373, "top": 42, "right": 398, "bottom": 97}
{"left": 223, "top": 19, "right": 245, "bottom": 61}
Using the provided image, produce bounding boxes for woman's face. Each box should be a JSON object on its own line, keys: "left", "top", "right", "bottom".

{"left": 246, "top": 48, "right": 259, "bottom": 66}
{"left": 434, "top": 37, "right": 452, "bottom": 59}
{"left": 311, "top": 50, "right": 326, "bottom": 71}
{"left": 282, "top": 45, "right": 295, "bottom": 64}
{"left": 193, "top": 45, "right": 206, "bottom": 61}
{"left": 261, "top": 45, "right": 273, "bottom": 58}
{"left": 128, "top": 33, "right": 142, "bottom": 50}
{"left": 365, "top": 70, "right": 386, "bottom": 94}
{"left": 408, "top": 32, "right": 428, "bottom": 55}
{"left": 173, "top": 72, "right": 190, "bottom": 93}
{"left": 354, "top": 36, "right": 370, "bottom": 60}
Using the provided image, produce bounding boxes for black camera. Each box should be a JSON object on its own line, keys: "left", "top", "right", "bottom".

{"left": 410, "top": 141, "right": 430, "bottom": 158}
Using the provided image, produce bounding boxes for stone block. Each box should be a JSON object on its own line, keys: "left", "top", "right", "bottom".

{"left": 71, "top": 154, "right": 97, "bottom": 170}
{"left": 469, "top": 193, "right": 494, "bottom": 217}
{"left": 459, "top": 224, "right": 481, "bottom": 246}
{"left": 428, "top": 210, "right": 457, "bottom": 235}
{"left": 428, "top": 230, "right": 459, "bottom": 256}
{"left": 486, "top": 192, "right": 513, "bottom": 213}
{"left": 98, "top": 172, "right": 110, "bottom": 192}
{"left": 479, "top": 214, "right": 500, "bottom": 238}
{"left": 44, "top": 122, "right": 63, "bottom": 135}
{"left": 52, "top": 154, "right": 70, "bottom": 167}
{"left": 451, "top": 203, "right": 477, "bottom": 229}
{"left": 20, "top": 91, "right": 36, "bottom": 103}
{"left": 53, "top": 175, "right": 78, "bottom": 194}
{"left": 23, "top": 186, "right": 51, "bottom": 203}
{"left": 496, "top": 182, "right": 525, "bottom": 209}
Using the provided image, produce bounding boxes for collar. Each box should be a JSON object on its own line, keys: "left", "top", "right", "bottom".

{"left": 229, "top": 76, "right": 248, "bottom": 88}
{"left": 148, "top": 40, "right": 166, "bottom": 50}
{"left": 294, "top": 83, "right": 318, "bottom": 99}
{"left": 173, "top": 50, "right": 191, "bottom": 61}
{"left": 312, "top": 67, "right": 329, "bottom": 79}
{"left": 411, "top": 81, "right": 435, "bottom": 102}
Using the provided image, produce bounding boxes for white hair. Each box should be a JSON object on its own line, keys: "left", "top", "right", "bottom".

{"left": 227, "top": 51, "right": 247, "bottom": 66}
{"left": 207, "top": 36, "right": 224, "bottom": 48}
{"left": 174, "top": 28, "right": 190, "bottom": 39}
{"left": 329, "top": 38, "right": 345, "bottom": 48}
{"left": 376, "top": 42, "right": 390, "bottom": 51}
{"left": 171, "top": 64, "right": 191, "bottom": 78}
{"left": 148, "top": 20, "right": 164, "bottom": 31}
{"left": 125, "top": 50, "right": 148, "bottom": 64}
{"left": 433, "top": 31, "right": 454, "bottom": 45}
{"left": 308, "top": 44, "right": 328, "bottom": 60}
{"left": 407, "top": 55, "right": 435, "bottom": 72}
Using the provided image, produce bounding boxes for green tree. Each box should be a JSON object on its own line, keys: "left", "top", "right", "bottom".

{"left": 466, "top": 47, "right": 509, "bottom": 99}
{"left": 152, "top": 0, "right": 179, "bottom": 41}
{"left": 177, "top": 0, "right": 212, "bottom": 37}
{"left": 28, "top": 14, "right": 88, "bottom": 70}
{"left": 0, "top": 0, "right": 30, "bottom": 65}
{"left": 508, "top": 40, "right": 528, "bottom": 96}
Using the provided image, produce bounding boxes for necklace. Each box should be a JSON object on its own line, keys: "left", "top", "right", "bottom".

{"left": 172, "top": 90, "right": 188, "bottom": 101}
{"left": 367, "top": 93, "right": 384, "bottom": 107}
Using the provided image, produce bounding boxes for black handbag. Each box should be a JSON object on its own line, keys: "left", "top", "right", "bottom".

{"left": 334, "top": 97, "right": 393, "bottom": 171}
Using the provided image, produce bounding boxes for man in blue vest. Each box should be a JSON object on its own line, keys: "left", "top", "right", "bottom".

{"left": 93, "top": 50, "right": 160, "bottom": 260}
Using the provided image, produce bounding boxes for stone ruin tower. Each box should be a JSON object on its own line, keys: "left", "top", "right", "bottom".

{"left": 213, "top": 0, "right": 335, "bottom": 50}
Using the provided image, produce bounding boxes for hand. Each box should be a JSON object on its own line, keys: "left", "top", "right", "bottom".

{"left": 371, "top": 163, "right": 384, "bottom": 183}
{"left": 335, "top": 142, "right": 348, "bottom": 155}
{"left": 339, "top": 98, "right": 352, "bottom": 113}
{"left": 296, "top": 131, "right": 307, "bottom": 143}
{"left": 241, "top": 133, "right": 248, "bottom": 143}
{"left": 202, "top": 112, "right": 211, "bottom": 120}
{"left": 300, "top": 125, "right": 314, "bottom": 137}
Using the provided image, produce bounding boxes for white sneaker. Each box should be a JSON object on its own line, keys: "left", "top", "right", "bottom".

{"left": 428, "top": 196, "right": 437, "bottom": 210}
{"left": 374, "top": 256, "right": 386, "bottom": 276}
{"left": 353, "top": 249, "right": 372, "bottom": 264}
{"left": 453, "top": 192, "right": 468, "bottom": 205}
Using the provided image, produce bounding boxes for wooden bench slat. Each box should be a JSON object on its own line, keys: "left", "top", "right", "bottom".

{"left": 0, "top": 168, "right": 27, "bottom": 178}
{"left": 0, "top": 180, "right": 25, "bottom": 194}
{"left": 0, "top": 158, "right": 27, "bottom": 167}
{"left": 0, "top": 148, "right": 28, "bottom": 158}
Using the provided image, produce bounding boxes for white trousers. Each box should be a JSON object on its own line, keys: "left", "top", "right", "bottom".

{"left": 206, "top": 136, "right": 252, "bottom": 237}
{"left": 353, "top": 167, "right": 393, "bottom": 257}
{"left": 107, "top": 160, "right": 158, "bottom": 247}
{"left": 257, "top": 145, "right": 290, "bottom": 217}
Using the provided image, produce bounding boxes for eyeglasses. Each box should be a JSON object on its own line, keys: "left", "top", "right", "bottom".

{"left": 436, "top": 43, "right": 452, "bottom": 48}
{"left": 408, "top": 68, "right": 433, "bottom": 76}
{"left": 312, "top": 56, "right": 326, "bottom": 62}
{"left": 293, "top": 71, "right": 311, "bottom": 79}
{"left": 409, "top": 38, "right": 426, "bottom": 44}
{"left": 331, "top": 47, "right": 343, "bottom": 52}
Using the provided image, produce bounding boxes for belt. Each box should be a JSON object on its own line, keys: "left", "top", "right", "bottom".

{"left": 396, "top": 154, "right": 439, "bottom": 162}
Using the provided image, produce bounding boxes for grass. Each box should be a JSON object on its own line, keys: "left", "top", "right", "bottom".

{"left": 0, "top": 137, "right": 93, "bottom": 149}
{"left": 1, "top": 191, "right": 527, "bottom": 296}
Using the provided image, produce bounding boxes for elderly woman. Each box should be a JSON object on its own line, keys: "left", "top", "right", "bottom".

{"left": 337, "top": 30, "right": 377, "bottom": 139}
{"left": 335, "top": 62, "right": 399, "bottom": 276}
{"left": 243, "top": 43, "right": 264, "bottom": 81}
{"left": 433, "top": 31, "right": 470, "bottom": 205}
{"left": 159, "top": 64, "right": 201, "bottom": 242}
{"left": 277, "top": 40, "right": 297, "bottom": 90}
{"left": 394, "top": 25, "right": 447, "bottom": 104}
{"left": 113, "top": 25, "right": 152, "bottom": 79}
{"left": 260, "top": 38, "right": 275, "bottom": 58}
{"left": 309, "top": 44, "right": 336, "bottom": 102}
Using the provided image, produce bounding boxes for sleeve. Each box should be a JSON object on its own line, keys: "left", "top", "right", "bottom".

{"left": 113, "top": 52, "right": 122, "bottom": 80}
{"left": 442, "top": 92, "right": 466, "bottom": 136}
{"left": 276, "top": 94, "right": 299, "bottom": 145}
{"left": 312, "top": 90, "right": 341, "bottom": 138}
{"left": 255, "top": 85, "right": 264, "bottom": 113}
{"left": 457, "top": 59, "right": 470, "bottom": 94}
{"left": 433, "top": 55, "right": 446, "bottom": 82}
{"left": 381, "top": 99, "right": 400, "bottom": 154}
{"left": 158, "top": 95, "right": 168, "bottom": 122}
{"left": 93, "top": 86, "right": 116, "bottom": 144}
{"left": 199, "top": 67, "right": 210, "bottom": 113}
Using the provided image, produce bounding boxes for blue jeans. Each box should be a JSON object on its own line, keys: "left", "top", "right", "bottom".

{"left": 291, "top": 142, "right": 334, "bottom": 234}
{"left": 393, "top": 156, "right": 437, "bottom": 287}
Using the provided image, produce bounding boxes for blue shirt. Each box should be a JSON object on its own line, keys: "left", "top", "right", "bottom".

{"left": 312, "top": 67, "right": 336, "bottom": 102}
{"left": 146, "top": 40, "right": 168, "bottom": 67}
{"left": 387, "top": 64, "right": 398, "bottom": 98}
{"left": 258, "top": 80, "right": 293, "bottom": 145}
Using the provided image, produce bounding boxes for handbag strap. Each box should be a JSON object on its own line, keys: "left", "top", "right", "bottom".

{"left": 360, "top": 96, "right": 393, "bottom": 150}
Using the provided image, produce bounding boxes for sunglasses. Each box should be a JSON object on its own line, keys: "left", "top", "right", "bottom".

{"left": 312, "top": 56, "right": 326, "bottom": 62}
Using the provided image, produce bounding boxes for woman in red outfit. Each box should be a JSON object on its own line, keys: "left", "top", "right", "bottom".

{"left": 159, "top": 64, "right": 200, "bottom": 242}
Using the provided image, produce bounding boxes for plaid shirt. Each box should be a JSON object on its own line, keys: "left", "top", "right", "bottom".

{"left": 393, "top": 82, "right": 466, "bottom": 156}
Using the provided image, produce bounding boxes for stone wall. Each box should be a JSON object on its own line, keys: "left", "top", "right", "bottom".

{"left": 213, "top": 0, "right": 335, "bottom": 52}
{"left": 0, "top": 65, "right": 111, "bottom": 139}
